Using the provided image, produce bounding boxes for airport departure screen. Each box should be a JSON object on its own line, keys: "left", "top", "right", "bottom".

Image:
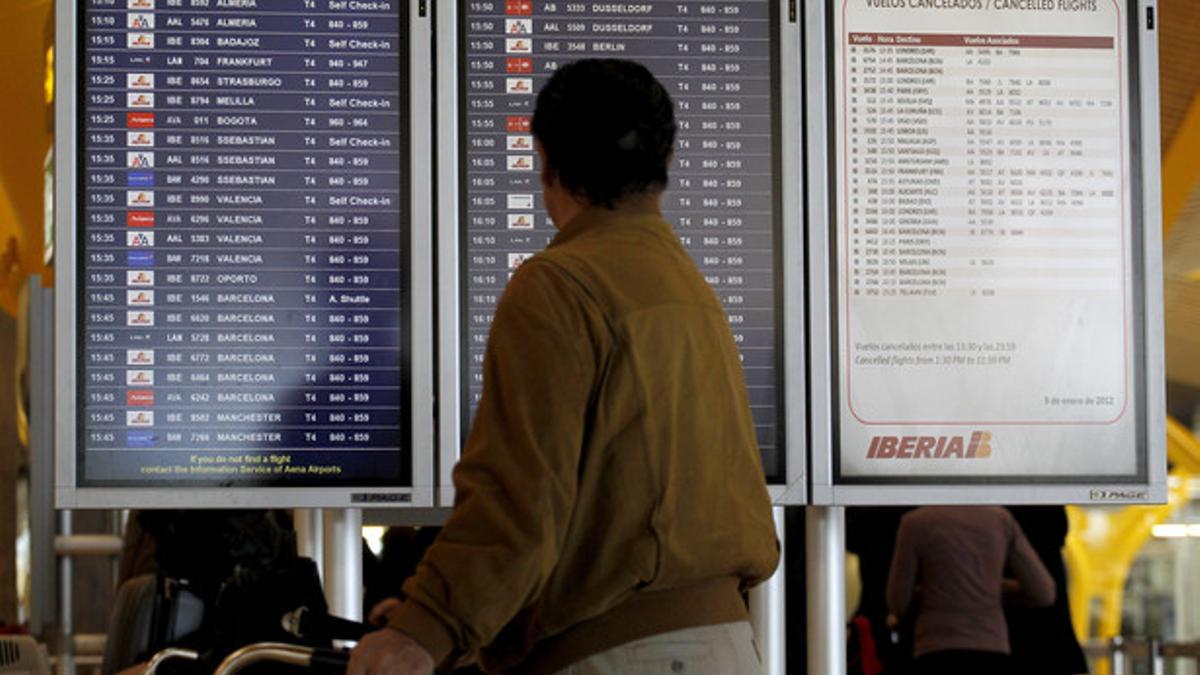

{"left": 78, "top": 0, "right": 411, "bottom": 486}
{"left": 459, "top": 1, "right": 785, "bottom": 479}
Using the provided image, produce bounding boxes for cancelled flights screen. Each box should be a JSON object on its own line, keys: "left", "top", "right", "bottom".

{"left": 459, "top": 1, "right": 784, "bottom": 480}
{"left": 78, "top": 0, "right": 411, "bottom": 487}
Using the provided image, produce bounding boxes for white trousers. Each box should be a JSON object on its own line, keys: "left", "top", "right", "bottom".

{"left": 559, "top": 621, "right": 763, "bottom": 675}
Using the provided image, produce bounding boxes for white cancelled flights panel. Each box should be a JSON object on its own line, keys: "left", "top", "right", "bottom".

{"left": 810, "top": 0, "right": 1165, "bottom": 504}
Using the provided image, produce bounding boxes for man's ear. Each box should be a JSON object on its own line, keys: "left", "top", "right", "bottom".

{"left": 535, "top": 139, "right": 555, "bottom": 188}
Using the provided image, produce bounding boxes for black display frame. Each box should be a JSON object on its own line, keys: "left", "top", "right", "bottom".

{"left": 73, "top": 1, "right": 416, "bottom": 490}
{"left": 453, "top": 0, "right": 790, "bottom": 485}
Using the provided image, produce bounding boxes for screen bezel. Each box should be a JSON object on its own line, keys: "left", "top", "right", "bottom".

{"left": 56, "top": 0, "right": 436, "bottom": 508}
{"left": 444, "top": 0, "right": 799, "bottom": 497}
{"left": 806, "top": 0, "right": 1166, "bottom": 504}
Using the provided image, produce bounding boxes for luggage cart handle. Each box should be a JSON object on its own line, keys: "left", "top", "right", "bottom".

{"left": 213, "top": 643, "right": 350, "bottom": 675}
{"left": 144, "top": 647, "right": 200, "bottom": 675}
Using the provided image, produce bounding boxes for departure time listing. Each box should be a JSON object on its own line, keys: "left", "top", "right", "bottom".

{"left": 460, "top": 1, "right": 784, "bottom": 475}
{"left": 81, "top": 0, "right": 409, "bottom": 484}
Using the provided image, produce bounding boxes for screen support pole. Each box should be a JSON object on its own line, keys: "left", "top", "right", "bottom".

{"left": 295, "top": 509, "right": 324, "bottom": 583}
{"left": 807, "top": 506, "right": 846, "bottom": 675}
{"left": 29, "top": 277, "right": 55, "bottom": 637}
{"left": 58, "top": 509, "right": 76, "bottom": 675}
{"left": 323, "top": 508, "right": 363, "bottom": 622}
{"left": 749, "top": 507, "right": 787, "bottom": 674}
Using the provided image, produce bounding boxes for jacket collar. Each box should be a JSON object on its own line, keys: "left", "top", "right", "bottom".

{"left": 549, "top": 205, "right": 669, "bottom": 249}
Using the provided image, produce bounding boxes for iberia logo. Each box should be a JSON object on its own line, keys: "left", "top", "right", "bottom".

{"left": 507, "top": 116, "right": 531, "bottom": 133}
{"left": 505, "top": 0, "right": 532, "bottom": 15}
{"left": 867, "top": 431, "right": 993, "bottom": 460}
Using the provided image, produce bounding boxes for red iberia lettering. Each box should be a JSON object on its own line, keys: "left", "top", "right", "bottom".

{"left": 866, "top": 432, "right": 993, "bottom": 460}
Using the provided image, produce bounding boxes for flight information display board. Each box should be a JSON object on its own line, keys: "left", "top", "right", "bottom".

{"left": 72, "top": 0, "right": 414, "bottom": 492}
{"left": 809, "top": 0, "right": 1165, "bottom": 504}
{"left": 457, "top": 0, "right": 786, "bottom": 481}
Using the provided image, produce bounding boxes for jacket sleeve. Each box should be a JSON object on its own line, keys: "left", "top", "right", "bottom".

{"left": 387, "top": 260, "right": 599, "bottom": 663}
{"left": 885, "top": 516, "right": 919, "bottom": 619}
{"left": 1004, "top": 514, "right": 1056, "bottom": 608}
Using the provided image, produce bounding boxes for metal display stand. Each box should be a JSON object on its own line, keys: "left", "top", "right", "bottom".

{"left": 807, "top": 507, "right": 847, "bottom": 675}
{"left": 322, "top": 509, "right": 363, "bottom": 623}
{"left": 295, "top": 509, "right": 325, "bottom": 584}
{"left": 29, "top": 278, "right": 54, "bottom": 637}
{"left": 749, "top": 507, "right": 788, "bottom": 675}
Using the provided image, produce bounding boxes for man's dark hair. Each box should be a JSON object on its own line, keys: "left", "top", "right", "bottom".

{"left": 532, "top": 59, "right": 677, "bottom": 208}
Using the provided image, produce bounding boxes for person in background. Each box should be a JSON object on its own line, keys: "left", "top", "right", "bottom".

{"left": 847, "top": 551, "right": 884, "bottom": 675}
{"left": 1005, "top": 506, "right": 1089, "bottom": 675}
{"left": 847, "top": 507, "right": 915, "bottom": 673}
{"left": 349, "top": 58, "right": 779, "bottom": 675}
{"left": 886, "top": 506, "right": 1056, "bottom": 675}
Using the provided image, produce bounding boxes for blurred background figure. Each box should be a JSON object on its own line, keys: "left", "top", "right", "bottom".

{"left": 848, "top": 507, "right": 914, "bottom": 674}
{"left": 886, "top": 506, "right": 1055, "bottom": 675}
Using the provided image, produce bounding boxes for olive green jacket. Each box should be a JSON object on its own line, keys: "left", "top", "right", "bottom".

{"left": 389, "top": 207, "right": 779, "bottom": 672}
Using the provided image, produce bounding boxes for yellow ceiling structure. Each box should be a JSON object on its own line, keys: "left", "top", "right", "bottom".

{"left": 0, "top": 0, "right": 52, "bottom": 313}
{"left": 1161, "top": 1, "right": 1200, "bottom": 393}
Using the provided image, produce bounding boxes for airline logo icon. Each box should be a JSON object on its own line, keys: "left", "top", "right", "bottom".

{"left": 126, "top": 191, "right": 154, "bottom": 207}
{"left": 127, "top": 270, "right": 155, "bottom": 286}
{"left": 127, "top": 311, "right": 155, "bottom": 326}
{"left": 509, "top": 252, "right": 534, "bottom": 271}
{"left": 126, "top": 349, "right": 155, "bottom": 365}
{"left": 126, "top": 369, "right": 155, "bottom": 386}
{"left": 507, "top": 135, "right": 533, "bottom": 151}
{"left": 506, "top": 57, "right": 533, "bottom": 74}
{"left": 505, "top": 38, "right": 532, "bottom": 54}
{"left": 126, "top": 390, "right": 155, "bottom": 406}
{"left": 127, "top": 231, "right": 154, "bottom": 247}
{"left": 507, "top": 213, "right": 534, "bottom": 230}
{"left": 127, "top": 172, "right": 155, "bottom": 188}
{"left": 506, "top": 116, "right": 531, "bottom": 133}
{"left": 127, "top": 251, "right": 155, "bottom": 267}
{"left": 506, "top": 19, "right": 533, "bottom": 34}
{"left": 507, "top": 193, "right": 534, "bottom": 210}
{"left": 507, "top": 78, "right": 533, "bottom": 94}
{"left": 126, "top": 430, "right": 156, "bottom": 447}
{"left": 866, "top": 431, "right": 994, "bottom": 460}
{"left": 128, "top": 0, "right": 154, "bottom": 8}
{"left": 127, "top": 13, "right": 154, "bottom": 29}
{"left": 127, "top": 290, "right": 155, "bottom": 306}
{"left": 126, "top": 411, "right": 154, "bottom": 427}
{"left": 127, "top": 112, "right": 155, "bottom": 128}
{"left": 127, "top": 211, "right": 155, "bottom": 227}
{"left": 505, "top": 0, "right": 532, "bottom": 14}
{"left": 127, "top": 132, "right": 155, "bottom": 147}
{"left": 127, "top": 33, "right": 155, "bottom": 49}
{"left": 507, "top": 155, "right": 533, "bottom": 171}
{"left": 127, "top": 93, "right": 155, "bottom": 108}
{"left": 127, "top": 73, "right": 155, "bottom": 89}
{"left": 127, "top": 151, "right": 154, "bottom": 168}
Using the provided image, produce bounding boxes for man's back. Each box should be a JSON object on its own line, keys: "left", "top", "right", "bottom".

{"left": 534, "top": 207, "right": 777, "bottom": 596}
{"left": 351, "top": 58, "right": 778, "bottom": 675}
{"left": 886, "top": 506, "right": 1054, "bottom": 657}
{"left": 390, "top": 207, "right": 779, "bottom": 673}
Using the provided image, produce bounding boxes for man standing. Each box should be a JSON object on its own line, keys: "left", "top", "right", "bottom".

{"left": 349, "top": 60, "right": 779, "bottom": 675}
